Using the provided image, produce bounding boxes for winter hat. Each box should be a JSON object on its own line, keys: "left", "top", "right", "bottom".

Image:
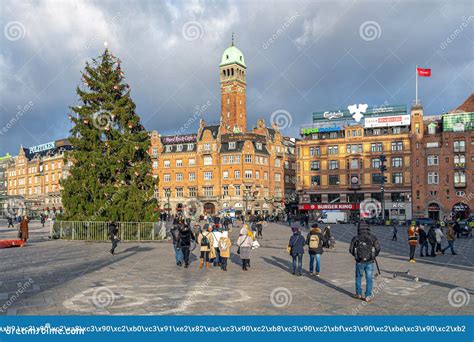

{"left": 311, "top": 223, "right": 319, "bottom": 228}
{"left": 358, "top": 221, "right": 370, "bottom": 234}
{"left": 291, "top": 227, "right": 300, "bottom": 233}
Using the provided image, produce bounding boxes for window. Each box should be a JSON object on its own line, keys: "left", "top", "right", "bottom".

{"left": 235, "top": 170, "right": 240, "bottom": 179}
{"left": 371, "top": 143, "right": 383, "bottom": 152}
{"left": 311, "top": 175, "right": 320, "bottom": 186}
{"left": 391, "top": 192, "right": 406, "bottom": 202}
{"left": 234, "top": 185, "right": 241, "bottom": 196}
{"left": 164, "top": 174, "right": 171, "bottom": 182}
{"left": 203, "top": 156, "right": 212, "bottom": 165}
{"left": 176, "top": 159, "right": 183, "bottom": 167}
{"left": 311, "top": 161, "right": 320, "bottom": 171}
{"left": 373, "top": 128, "right": 381, "bottom": 136}
{"left": 203, "top": 143, "right": 211, "bottom": 151}
{"left": 427, "top": 155, "right": 438, "bottom": 166}
{"left": 391, "top": 141, "right": 403, "bottom": 151}
{"left": 153, "top": 161, "right": 158, "bottom": 169}
{"left": 204, "top": 172, "right": 213, "bottom": 180}
{"left": 256, "top": 142, "right": 262, "bottom": 150}
{"left": 328, "top": 145, "right": 339, "bottom": 155}
{"left": 228, "top": 155, "right": 234, "bottom": 164}
{"left": 350, "top": 159, "right": 359, "bottom": 169}
{"left": 393, "top": 127, "right": 401, "bottom": 134}
{"left": 329, "top": 160, "right": 339, "bottom": 170}
{"left": 315, "top": 147, "right": 320, "bottom": 156}
{"left": 392, "top": 172, "right": 403, "bottom": 184}
{"left": 454, "top": 155, "right": 465, "bottom": 165}
{"left": 453, "top": 140, "right": 465, "bottom": 152}
{"left": 223, "top": 186, "right": 229, "bottom": 196}
{"left": 329, "top": 175, "right": 339, "bottom": 185}
{"left": 187, "top": 143, "right": 194, "bottom": 151}
{"left": 264, "top": 172, "right": 268, "bottom": 180}
{"left": 165, "top": 145, "right": 172, "bottom": 152}
{"left": 372, "top": 173, "right": 383, "bottom": 184}
{"left": 454, "top": 171, "right": 466, "bottom": 185}
{"left": 427, "top": 172, "right": 439, "bottom": 184}
{"left": 371, "top": 158, "right": 381, "bottom": 168}
{"left": 456, "top": 191, "right": 466, "bottom": 197}
{"left": 176, "top": 144, "right": 183, "bottom": 152}
{"left": 223, "top": 171, "right": 229, "bottom": 180}
{"left": 203, "top": 186, "right": 214, "bottom": 197}
{"left": 275, "top": 158, "right": 281, "bottom": 167}
{"left": 176, "top": 188, "right": 183, "bottom": 197}
{"left": 310, "top": 147, "right": 315, "bottom": 156}
{"left": 328, "top": 194, "right": 340, "bottom": 203}
{"left": 189, "top": 172, "right": 196, "bottom": 181}
{"left": 229, "top": 142, "right": 236, "bottom": 149}
{"left": 245, "top": 155, "right": 252, "bottom": 163}
{"left": 255, "top": 171, "right": 260, "bottom": 179}
{"left": 275, "top": 173, "right": 281, "bottom": 182}
{"left": 164, "top": 160, "right": 170, "bottom": 168}
{"left": 428, "top": 123, "right": 436, "bottom": 134}
{"left": 188, "top": 187, "right": 197, "bottom": 197}
{"left": 188, "top": 158, "right": 195, "bottom": 166}
{"left": 176, "top": 173, "right": 183, "bottom": 181}
{"left": 245, "top": 170, "right": 252, "bottom": 179}
{"left": 392, "top": 157, "right": 403, "bottom": 168}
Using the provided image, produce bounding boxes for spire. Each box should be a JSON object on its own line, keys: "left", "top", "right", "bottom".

{"left": 231, "top": 32, "right": 234, "bottom": 46}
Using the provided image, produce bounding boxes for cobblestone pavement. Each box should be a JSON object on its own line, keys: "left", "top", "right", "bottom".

{"left": 0, "top": 220, "right": 472, "bottom": 315}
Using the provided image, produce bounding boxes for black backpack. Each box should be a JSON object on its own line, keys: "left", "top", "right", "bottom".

{"left": 354, "top": 235, "right": 375, "bottom": 262}
{"left": 428, "top": 229, "right": 436, "bottom": 244}
{"left": 201, "top": 233, "right": 210, "bottom": 247}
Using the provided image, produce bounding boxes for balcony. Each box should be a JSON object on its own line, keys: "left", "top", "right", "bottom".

{"left": 454, "top": 162, "right": 466, "bottom": 169}
{"left": 454, "top": 182, "right": 466, "bottom": 188}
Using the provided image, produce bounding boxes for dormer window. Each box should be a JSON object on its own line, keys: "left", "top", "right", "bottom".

{"left": 229, "top": 142, "right": 236, "bottom": 149}
{"left": 226, "top": 55, "right": 229, "bottom": 59}
{"left": 256, "top": 142, "right": 262, "bottom": 150}
{"left": 428, "top": 123, "right": 436, "bottom": 134}
{"left": 165, "top": 145, "right": 172, "bottom": 152}
{"left": 176, "top": 144, "right": 183, "bottom": 152}
{"left": 187, "top": 143, "right": 194, "bottom": 151}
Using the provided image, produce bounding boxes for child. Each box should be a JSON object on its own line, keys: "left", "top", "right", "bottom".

{"left": 218, "top": 231, "right": 232, "bottom": 271}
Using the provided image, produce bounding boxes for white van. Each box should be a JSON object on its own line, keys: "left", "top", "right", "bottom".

{"left": 318, "top": 212, "right": 347, "bottom": 224}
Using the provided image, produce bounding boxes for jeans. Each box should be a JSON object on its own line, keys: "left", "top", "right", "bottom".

{"left": 221, "top": 257, "right": 228, "bottom": 270}
{"left": 420, "top": 241, "right": 429, "bottom": 256}
{"left": 213, "top": 248, "right": 221, "bottom": 266}
{"left": 111, "top": 238, "right": 119, "bottom": 254}
{"left": 436, "top": 242, "right": 442, "bottom": 253}
{"left": 442, "top": 240, "right": 456, "bottom": 254}
{"left": 173, "top": 244, "right": 183, "bottom": 264}
{"left": 355, "top": 261, "right": 374, "bottom": 297}
{"left": 200, "top": 251, "right": 210, "bottom": 262}
{"left": 409, "top": 244, "right": 416, "bottom": 260}
{"left": 181, "top": 246, "right": 190, "bottom": 265}
{"left": 309, "top": 254, "right": 321, "bottom": 273}
{"left": 429, "top": 242, "right": 436, "bottom": 256}
{"left": 292, "top": 254, "right": 303, "bottom": 274}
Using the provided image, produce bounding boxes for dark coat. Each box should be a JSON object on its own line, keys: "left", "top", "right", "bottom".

{"left": 177, "top": 228, "right": 195, "bottom": 247}
{"left": 108, "top": 222, "right": 118, "bottom": 240}
{"left": 19, "top": 218, "right": 29, "bottom": 240}
{"left": 418, "top": 228, "right": 428, "bottom": 244}
{"left": 349, "top": 226, "right": 381, "bottom": 262}
{"left": 288, "top": 232, "right": 305, "bottom": 255}
{"left": 306, "top": 228, "right": 324, "bottom": 255}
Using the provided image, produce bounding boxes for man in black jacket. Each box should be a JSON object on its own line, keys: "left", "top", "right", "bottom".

{"left": 306, "top": 223, "right": 324, "bottom": 276}
{"left": 349, "top": 222, "right": 381, "bottom": 302}
{"left": 418, "top": 225, "right": 429, "bottom": 257}
{"left": 170, "top": 224, "right": 183, "bottom": 266}
{"left": 177, "top": 225, "right": 195, "bottom": 268}
{"left": 108, "top": 221, "right": 119, "bottom": 255}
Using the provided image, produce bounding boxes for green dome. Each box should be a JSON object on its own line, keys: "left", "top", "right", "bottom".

{"left": 220, "top": 45, "right": 246, "bottom": 68}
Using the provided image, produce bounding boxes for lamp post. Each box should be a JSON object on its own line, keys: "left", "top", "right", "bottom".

{"left": 379, "top": 155, "right": 388, "bottom": 222}
{"left": 243, "top": 189, "right": 257, "bottom": 222}
{"left": 165, "top": 188, "right": 171, "bottom": 221}
{"left": 350, "top": 176, "right": 360, "bottom": 223}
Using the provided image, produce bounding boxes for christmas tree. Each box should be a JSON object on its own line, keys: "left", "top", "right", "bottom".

{"left": 61, "top": 49, "right": 158, "bottom": 222}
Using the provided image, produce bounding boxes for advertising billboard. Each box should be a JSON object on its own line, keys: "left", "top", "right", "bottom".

{"left": 442, "top": 112, "right": 474, "bottom": 132}
{"left": 364, "top": 114, "right": 411, "bottom": 128}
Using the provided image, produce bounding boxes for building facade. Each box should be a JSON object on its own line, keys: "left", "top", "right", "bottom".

{"left": 411, "top": 95, "right": 474, "bottom": 221}
{"left": 6, "top": 139, "right": 72, "bottom": 216}
{"left": 0, "top": 153, "right": 13, "bottom": 197}
{"left": 296, "top": 104, "right": 414, "bottom": 221}
{"left": 150, "top": 42, "right": 294, "bottom": 216}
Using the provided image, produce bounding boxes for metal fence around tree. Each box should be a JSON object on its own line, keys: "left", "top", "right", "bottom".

{"left": 51, "top": 221, "right": 166, "bottom": 241}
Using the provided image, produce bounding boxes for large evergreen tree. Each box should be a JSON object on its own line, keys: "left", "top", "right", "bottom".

{"left": 61, "top": 49, "right": 158, "bottom": 222}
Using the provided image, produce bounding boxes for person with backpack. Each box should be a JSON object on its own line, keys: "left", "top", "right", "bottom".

{"left": 418, "top": 225, "right": 429, "bottom": 257}
{"left": 177, "top": 224, "right": 195, "bottom": 268}
{"left": 349, "top": 222, "right": 381, "bottom": 302}
{"left": 108, "top": 221, "right": 119, "bottom": 255}
{"left": 407, "top": 225, "right": 419, "bottom": 263}
{"left": 170, "top": 224, "right": 184, "bottom": 266}
{"left": 442, "top": 224, "right": 457, "bottom": 255}
{"left": 288, "top": 227, "right": 305, "bottom": 276}
{"left": 306, "top": 223, "right": 324, "bottom": 276}
{"left": 237, "top": 225, "right": 253, "bottom": 271}
{"left": 210, "top": 226, "right": 222, "bottom": 266}
{"left": 218, "top": 231, "right": 232, "bottom": 271}
{"left": 427, "top": 225, "right": 437, "bottom": 257}
{"left": 197, "top": 224, "right": 214, "bottom": 269}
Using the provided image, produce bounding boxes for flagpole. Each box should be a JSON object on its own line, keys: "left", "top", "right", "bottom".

{"left": 415, "top": 65, "right": 418, "bottom": 105}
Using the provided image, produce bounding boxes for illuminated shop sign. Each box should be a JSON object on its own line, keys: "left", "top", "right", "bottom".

{"left": 301, "top": 125, "right": 343, "bottom": 135}
{"left": 29, "top": 141, "right": 55, "bottom": 153}
{"left": 313, "top": 104, "right": 407, "bottom": 124}
{"left": 162, "top": 135, "right": 197, "bottom": 144}
{"left": 442, "top": 112, "right": 474, "bottom": 132}
{"left": 364, "top": 114, "right": 411, "bottom": 128}
{"left": 298, "top": 203, "right": 360, "bottom": 210}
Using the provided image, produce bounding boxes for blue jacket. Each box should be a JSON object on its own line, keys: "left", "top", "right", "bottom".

{"left": 289, "top": 232, "right": 305, "bottom": 255}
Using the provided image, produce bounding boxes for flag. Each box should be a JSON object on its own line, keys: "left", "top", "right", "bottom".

{"left": 417, "top": 68, "right": 431, "bottom": 77}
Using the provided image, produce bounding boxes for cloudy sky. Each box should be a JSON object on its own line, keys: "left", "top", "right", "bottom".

{"left": 0, "top": 0, "right": 472, "bottom": 155}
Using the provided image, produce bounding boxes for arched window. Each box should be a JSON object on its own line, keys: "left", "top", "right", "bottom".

{"left": 231, "top": 68, "right": 234, "bottom": 76}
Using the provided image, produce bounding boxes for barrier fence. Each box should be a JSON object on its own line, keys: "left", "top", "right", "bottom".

{"left": 51, "top": 221, "right": 167, "bottom": 241}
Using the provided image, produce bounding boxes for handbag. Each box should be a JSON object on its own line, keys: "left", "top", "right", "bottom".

{"left": 287, "top": 246, "right": 292, "bottom": 254}
{"left": 252, "top": 240, "right": 260, "bottom": 250}
{"left": 237, "top": 236, "right": 248, "bottom": 255}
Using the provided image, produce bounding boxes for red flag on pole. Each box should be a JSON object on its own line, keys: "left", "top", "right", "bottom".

{"left": 417, "top": 68, "right": 431, "bottom": 77}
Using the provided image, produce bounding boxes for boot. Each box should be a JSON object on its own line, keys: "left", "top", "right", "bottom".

{"left": 199, "top": 258, "right": 204, "bottom": 269}
{"left": 206, "top": 262, "right": 210, "bottom": 269}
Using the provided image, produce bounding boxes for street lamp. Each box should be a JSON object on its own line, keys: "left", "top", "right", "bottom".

{"left": 379, "top": 155, "right": 388, "bottom": 222}
{"left": 165, "top": 188, "right": 171, "bottom": 221}
{"left": 243, "top": 189, "right": 257, "bottom": 222}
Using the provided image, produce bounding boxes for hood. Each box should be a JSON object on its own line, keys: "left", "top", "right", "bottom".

{"left": 310, "top": 227, "right": 322, "bottom": 234}
{"left": 358, "top": 222, "right": 370, "bottom": 235}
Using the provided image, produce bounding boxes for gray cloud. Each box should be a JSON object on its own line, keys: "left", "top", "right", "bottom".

{"left": 0, "top": 0, "right": 472, "bottom": 154}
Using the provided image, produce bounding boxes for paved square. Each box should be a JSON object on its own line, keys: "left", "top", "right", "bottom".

{"left": 0, "top": 220, "right": 472, "bottom": 315}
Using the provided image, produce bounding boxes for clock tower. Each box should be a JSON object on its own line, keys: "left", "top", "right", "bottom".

{"left": 219, "top": 39, "right": 247, "bottom": 133}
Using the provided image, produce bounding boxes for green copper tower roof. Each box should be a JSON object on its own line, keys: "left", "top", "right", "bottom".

{"left": 220, "top": 45, "right": 246, "bottom": 68}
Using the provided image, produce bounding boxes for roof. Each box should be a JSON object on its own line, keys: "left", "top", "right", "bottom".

{"left": 220, "top": 45, "right": 246, "bottom": 68}
{"left": 162, "top": 143, "right": 197, "bottom": 154}
{"left": 452, "top": 93, "right": 474, "bottom": 113}
{"left": 199, "top": 125, "right": 220, "bottom": 140}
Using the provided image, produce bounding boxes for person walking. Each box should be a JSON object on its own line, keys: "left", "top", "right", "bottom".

{"left": 108, "top": 221, "right": 119, "bottom": 255}
{"left": 19, "top": 216, "right": 29, "bottom": 242}
{"left": 210, "top": 226, "right": 222, "bottom": 266}
{"left": 407, "top": 224, "right": 419, "bottom": 263}
{"left": 442, "top": 224, "right": 458, "bottom": 255}
{"left": 392, "top": 225, "right": 398, "bottom": 241}
{"left": 288, "top": 227, "right": 305, "bottom": 276}
{"left": 306, "top": 223, "right": 324, "bottom": 276}
{"left": 349, "top": 222, "right": 381, "bottom": 302}
{"left": 435, "top": 225, "right": 444, "bottom": 254}
{"left": 170, "top": 224, "right": 184, "bottom": 266}
{"left": 286, "top": 213, "right": 292, "bottom": 227}
{"left": 418, "top": 225, "right": 429, "bottom": 257}
{"left": 8, "top": 216, "right": 14, "bottom": 228}
{"left": 40, "top": 215, "right": 46, "bottom": 228}
{"left": 256, "top": 219, "right": 263, "bottom": 239}
{"left": 218, "top": 231, "right": 232, "bottom": 271}
{"left": 323, "top": 225, "right": 331, "bottom": 248}
{"left": 198, "top": 224, "right": 215, "bottom": 269}
{"left": 236, "top": 225, "right": 253, "bottom": 271}
{"left": 177, "top": 224, "right": 195, "bottom": 268}
{"left": 427, "top": 225, "right": 437, "bottom": 257}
